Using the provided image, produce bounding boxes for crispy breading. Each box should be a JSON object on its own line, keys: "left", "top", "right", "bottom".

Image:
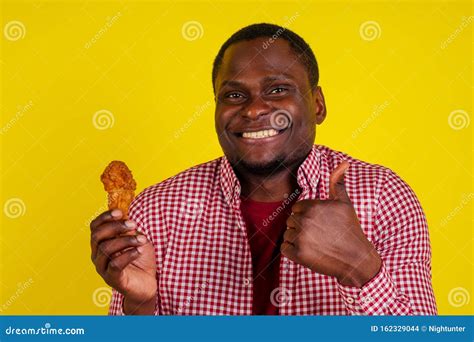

{"left": 100, "top": 161, "right": 136, "bottom": 219}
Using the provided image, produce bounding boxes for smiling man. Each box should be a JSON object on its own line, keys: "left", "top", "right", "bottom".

{"left": 90, "top": 23, "right": 437, "bottom": 315}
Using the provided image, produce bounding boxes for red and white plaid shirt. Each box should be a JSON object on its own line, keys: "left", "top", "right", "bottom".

{"left": 108, "top": 145, "right": 437, "bottom": 315}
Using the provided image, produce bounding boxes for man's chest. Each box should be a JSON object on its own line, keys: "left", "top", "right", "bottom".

{"left": 155, "top": 198, "right": 375, "bottom": 315}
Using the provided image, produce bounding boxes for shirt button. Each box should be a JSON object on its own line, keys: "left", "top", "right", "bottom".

{"left": 361, "top": 296, "right": 373, "bottom": 304}
{"left": 243, "top": 278, "right": 251, "bottom": 286}
{"left": 346, "top": 297, "right": 355, "bottom": 304}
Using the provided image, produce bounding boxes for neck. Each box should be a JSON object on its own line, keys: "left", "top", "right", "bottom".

{"left": 236, "top": 163, "right": 301, "bottom": 202}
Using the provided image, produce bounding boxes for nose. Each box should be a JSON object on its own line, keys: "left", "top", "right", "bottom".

{"left": 241, "top": 95, "right": 271, "bottom": 120}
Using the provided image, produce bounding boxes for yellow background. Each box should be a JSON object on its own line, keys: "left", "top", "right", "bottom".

{"left": 1, "top": 0, "right": 472, "bottom": 314}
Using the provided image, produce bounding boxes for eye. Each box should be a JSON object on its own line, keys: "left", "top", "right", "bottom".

{"left": 269, "top": 86, "right": 287, "bottom": 94}
{"left": 226, "top": 92, "right": 243, "bottom": 99}
{"left": 222, "top": 92, "right": 247, "bottom": 103}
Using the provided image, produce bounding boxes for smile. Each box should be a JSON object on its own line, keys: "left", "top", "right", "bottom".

{"left": 234, "top": 127, "right": 289, "bottom": 141}
{"left": 242, "top": 129, "right": 279, "bottom": 139}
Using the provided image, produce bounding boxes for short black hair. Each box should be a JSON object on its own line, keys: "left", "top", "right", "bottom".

{"left": 212, "top": 23, "right": 319, "bottom": 93}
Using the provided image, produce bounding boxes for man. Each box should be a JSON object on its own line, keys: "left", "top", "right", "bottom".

{"left": 90, "top": 23, "right": 437, "bottom": 315}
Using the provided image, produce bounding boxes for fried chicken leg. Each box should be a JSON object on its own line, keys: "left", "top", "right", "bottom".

{"left": 100, "top": 161, "right": 137, "bottom": 219}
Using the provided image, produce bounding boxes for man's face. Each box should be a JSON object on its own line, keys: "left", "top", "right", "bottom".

{"left": 214, "top": 37, "right": 326, "bottom": 175}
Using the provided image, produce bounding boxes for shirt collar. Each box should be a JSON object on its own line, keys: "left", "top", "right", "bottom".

{"left": 219, "top": 145, "right": 322, "bottom": 207}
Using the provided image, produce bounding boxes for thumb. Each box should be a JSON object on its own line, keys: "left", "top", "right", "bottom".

{"left": 328, "top": 161, "right": 350, "bottom": 201}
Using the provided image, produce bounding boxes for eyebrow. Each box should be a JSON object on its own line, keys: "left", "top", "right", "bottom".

{"left": 220, "top": 73, "right": 296, "bottom": 89}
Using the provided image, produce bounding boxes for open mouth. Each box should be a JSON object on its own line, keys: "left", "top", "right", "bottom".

{"left": 234, "top": 127, "right": 288, "bottom": 140}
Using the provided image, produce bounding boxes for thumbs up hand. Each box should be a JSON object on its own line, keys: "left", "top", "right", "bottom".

{"left": 281, "top": 161, "right": 382, "bottom": 288}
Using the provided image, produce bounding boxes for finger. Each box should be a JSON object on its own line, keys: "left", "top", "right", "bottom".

{"left": 329, "top": 161, "right": 350, "bottom": 201}
{"left": 99, "top": 234, "right": 147, "bottom": 259}
{"left": 283, "top": 228, "right": 298, "bottom": 244}
{"left": 110, "top": 247, "right": 136, "bottom": 259}
{"left": 91, "top": 220, "right": 137, "bottom": 260}
{"left": 286, "top": 214, "right": 301, "bottom": 230}
{"left": 90, "top": 209, "right": 122, "bottom": 230}
{"left": 290, "top": 200, "right": 312, "bottom": 214}
{"left": 107, "top": 247, "right": 141, "bottom": 273}
{"left": 94, "top": 235, "right": 145, "bottom": 275}
{"left": 280, "top": 241, "right": 298, "bottom": 262}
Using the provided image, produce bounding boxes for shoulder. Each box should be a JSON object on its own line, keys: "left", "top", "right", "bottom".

{"left": 131, "top": 157, "right": 222, "bottom": 211}
{"left": 318, "top": 145, "right": 391, "bottom": 188}
{"left": 318, "top": 146, "right": 426, "bottom": 241}
{"left": 317, "top": 145, "right": 417, "bottom": 205}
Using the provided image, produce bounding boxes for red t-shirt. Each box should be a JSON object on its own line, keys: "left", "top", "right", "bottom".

{"left": 240, "top": 195, "right": 296, "bottom": 315}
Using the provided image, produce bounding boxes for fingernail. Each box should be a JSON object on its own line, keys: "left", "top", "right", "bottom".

{"left": 124, "top": 220, "right": 136, "bottom": 229}
{"left": 137, "top": 235, "right": 147, "bottom": 243}
{"left": 111, "top": 209, "right": 122, "bottom": 218}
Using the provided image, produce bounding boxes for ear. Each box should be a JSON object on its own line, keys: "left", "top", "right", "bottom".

{"left": 313, "top": 86, "right": 327, "bottom": 124}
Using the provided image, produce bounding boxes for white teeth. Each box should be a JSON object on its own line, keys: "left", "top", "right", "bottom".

{"left": 242, "top": 129, "right": 279, "bottom": 139}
